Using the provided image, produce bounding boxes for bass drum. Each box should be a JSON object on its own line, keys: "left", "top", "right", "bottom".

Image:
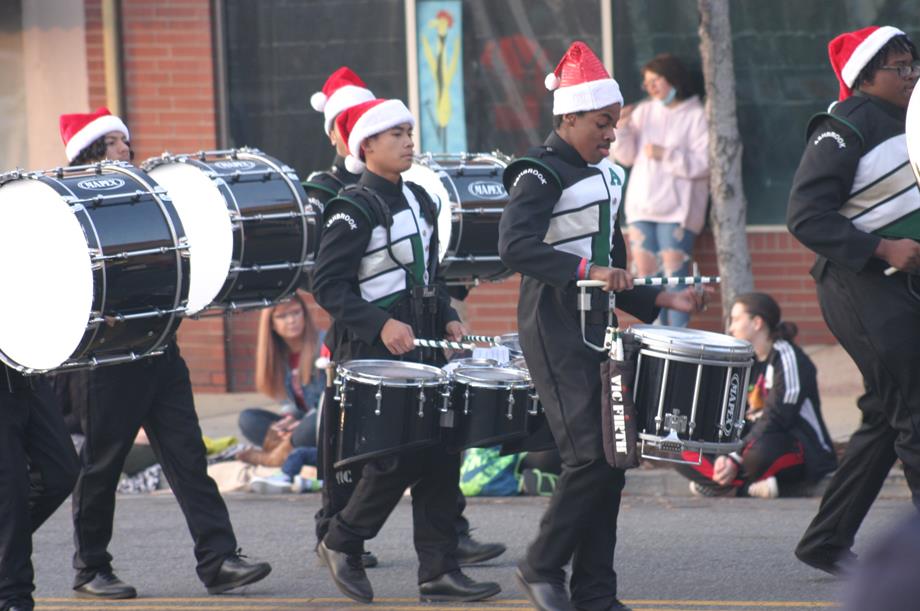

{"left": 0, "top": 162, "right": 188, "bottom": 372}
{"left": 143, "top": 148, "right": 317, "bottom": 312}
{"left": 402, "top": 152, "right": 512, "bottom": 285}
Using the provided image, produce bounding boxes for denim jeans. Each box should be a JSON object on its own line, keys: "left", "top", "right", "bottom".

{"left": 628, "top": 221, "right": 697, "bottom": 327}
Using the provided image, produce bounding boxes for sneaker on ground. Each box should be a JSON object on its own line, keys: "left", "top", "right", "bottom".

{"left": 689, "top": 480, "right": 734, "bottom": 497}
{"left": 747, "top": 476, "right": 779, "bottom": 499}
{"left": 249, "top": 472, "right": 293, "bottom": 494}
{"left": 294, "top": 475, "right": 323, "bottom": 493}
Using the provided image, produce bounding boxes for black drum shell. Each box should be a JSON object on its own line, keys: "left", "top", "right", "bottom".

{"left": 448, "top": 383, "right": 536, "bottom": 450}
{"left": 633, "top": 352, "right": 746, "bottom": 444}
{"left": 41, "top": 167, "right": 187, "bottom": 363}
{"left": 335, "top": 381, "right": 442, "bottom": 468}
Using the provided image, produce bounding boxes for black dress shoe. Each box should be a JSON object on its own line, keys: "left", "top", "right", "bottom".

{"left": 795, "top": 546, "right": 857, "bottom": 576}
{"left": 318, "top": 546, "right": 379, "bottom": 569}
{"left": 515, "top": 568, "right": 574, "bottom": 611}
{"left": 206, "top": 554, "right": 272, "bottom": 594}
{"left": 3, "top": 600, "right": 33, "bottom": 611}
{"left": 317, "top": 541, "right": 373, "bottom": 603}
{"left": 419, "top": 570, "right": 501, "bottom": 602}
{"left": 73, "top": 571, "right": 137, "bottom": 599}
{"left": 456, "top": 530, "right": 506, "bottom": 566}
{"left": 576, "top": 601, "right": 632, "bottom": 611}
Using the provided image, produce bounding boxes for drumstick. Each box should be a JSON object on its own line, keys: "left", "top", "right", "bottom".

{"left": 461, "top": 334, "right": 502, "bottom": 345}
{"left": 413, "top": 338, "right": 476, "bottom": 351}
{"left": 576, "top": 275, "right": 720, "bottom": 288}
{"left": 884, "top": 266, "right": 898, "bottom": 276}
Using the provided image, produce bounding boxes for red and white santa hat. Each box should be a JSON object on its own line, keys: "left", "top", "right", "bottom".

{"left": 335, "top": 98, "right": 414, "bottom": 173}
{"left": 829, "top": 25, "right": 906, "bottom": 101}
{"left": 545, "top": 41, "right": 623, "bottom": 115}
{"left": 310, "top": 66, "right": 376, "bottom": 134}
{"left": 59, "top": 107, "right": 129, "bottom": 162}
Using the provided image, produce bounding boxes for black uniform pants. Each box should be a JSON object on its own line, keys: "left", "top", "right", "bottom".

{"left": 323, "top": 444, "right": 462, "bottom": 584}
{"left": 798, "top": 264, "right": 920, "bottom": 559}
{"left": 0, "top": 378, "right": 79, "bottom": 609}
{"left": 521, "top": 458, "right": 625, "bottom": 611}
{"left": 71, "top": 346, "right": 237, "bottom": 586}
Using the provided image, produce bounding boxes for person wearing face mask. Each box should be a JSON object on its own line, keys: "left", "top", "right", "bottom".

{"left": 56, "top": 108, "right": 272, "bottom": 601}
{"left": 499, "top": 42, "right": 707, "bottom": 611}
{"left": 787, "top": 26, "right": 920, "bottom": 576}
{"left": 612, "top": 54, "right": 709, "bottom": 328}
{"left": 674, "top": 293, "right": 836, "bottom": 499}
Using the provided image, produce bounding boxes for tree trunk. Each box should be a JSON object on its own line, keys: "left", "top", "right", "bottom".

{"left": 697, "top": 0, "right": 754, "bottom": 313}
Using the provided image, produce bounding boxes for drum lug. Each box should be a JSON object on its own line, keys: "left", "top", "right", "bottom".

{"left": 463, "top": 386, "right": 470, "bottom": 415}
{"left": 506, "top": 387, "right": 515, "bottom": 420}
{"left": 439, "top": 384, "right": 451, "bottom": 413}
{"left": 528, "top": 391, "right": 540, "bottom": 416}
{"left": 178, "top": 237, "right": 191, "bottom": 258}
{"left": 88, "top": 248, "right": 104, "bottom": 270}
{"left": 664, "top": 409, "right": 688, "bottom": 435}
{"left": 417, "top": 384, "right": 426, "bottom": 418}
{"left": 375, "top": 383, "right": 383, "bottom": 416}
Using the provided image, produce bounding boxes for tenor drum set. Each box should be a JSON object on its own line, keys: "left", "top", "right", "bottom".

{"left": 0, "top": 147, "right": 751, "bottom": 468}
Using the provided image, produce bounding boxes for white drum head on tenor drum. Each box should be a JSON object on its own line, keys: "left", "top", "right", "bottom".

{"left": 907, "top": 82, "right": 920, "bottom": 184}
{"left": 402, "top": 162, "right": 453, "bottom": 262}
{"left": 629, "top": 324, "right": 753, "bottom": 362}
{"left": 0, "top": 180, "right": 93, "bottom": 370}
{"left": 148, "top": 162, "right": 233, "bottom": 314}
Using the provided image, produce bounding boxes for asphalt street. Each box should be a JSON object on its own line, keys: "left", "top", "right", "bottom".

{"left": 31, "top": 491, "right": 913, "bottom": 610}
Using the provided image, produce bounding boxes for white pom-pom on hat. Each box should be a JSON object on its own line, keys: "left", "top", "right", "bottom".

{"left": 310, "top": 91, "right": 327, "bottom": 112}
{"left": 344, "top": 155, "right": 366, "bottom": 174}
{"left": 545, "top": 72, "right": 561, "bottom": 91}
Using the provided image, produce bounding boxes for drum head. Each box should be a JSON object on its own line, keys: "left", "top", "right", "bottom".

{"left": 0, "top": 179, "right": 93, "bottom": 370}
{"left": 452, "top": 366, "right": 530, "bottom": 387}
{"left": 339, "top": 359, "right": 447, "bottom": 386}
{"left": 629, "top": 325, "right": 753, "bottom": 361}
{"left": 147, "top": 162, "right": 233, "bottom": 314}
{"left": 402, "top": 161, "right": 453, "bottom": 262}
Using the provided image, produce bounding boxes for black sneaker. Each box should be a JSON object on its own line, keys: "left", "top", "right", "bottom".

{"left": 73, "top": 571, "right": 137, "bottom": 599}
{"left": 689, "top": 481, "right": 735, "bottom": 497}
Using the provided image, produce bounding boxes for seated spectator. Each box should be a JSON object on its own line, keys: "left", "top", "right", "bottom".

{"left": 675, "top": 292, "right": 837, "bottom": 498}
{"left": 238, "top": 291, "right": 325, "bottom": 473}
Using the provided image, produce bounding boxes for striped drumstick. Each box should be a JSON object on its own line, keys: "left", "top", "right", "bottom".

{"left": 577, "top": 275, "right": 720, "bottom": 289}
{"left": 461, "top": 334, "right": 503, "bottom": 345}
{"left": 413, "top": 338, "right": 476, "bottom": 351}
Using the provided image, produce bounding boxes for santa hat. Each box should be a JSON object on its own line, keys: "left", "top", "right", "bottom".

{"left": 335, "top": 99, "right": 414, "bottom": 174}
{"left": 545, "top": 41, "right": 623, "bottom": 115}
{"left": 829, "top": 26, "right": 906, "bottom": 101}
{"left": 59, "top": 107, "right": 129, "bottom": 162}
{"left": 310, "top": 66, "right": 376, "bottom": 134}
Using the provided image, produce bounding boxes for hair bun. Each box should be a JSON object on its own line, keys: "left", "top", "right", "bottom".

{"left": 775, "top": 321, "right": 798, "bottom": 342}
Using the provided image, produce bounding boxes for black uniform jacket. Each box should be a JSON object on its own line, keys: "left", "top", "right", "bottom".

{"left": 787, "top": 93, "right": 911, "bottom": 280}
{"left": 302, "top": 155, "right": 361, "bottom": 206}
{"left": 498, "top": 132, "right": 660, "bottom": 463}
{"left": 312, "top": 170, "right": 459, "bottom": 364}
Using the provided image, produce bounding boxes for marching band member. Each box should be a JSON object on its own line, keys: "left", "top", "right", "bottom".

{"left": 58, "top": 108, "right": 271, "bottom": 599}
{"left": 307, "top": 68, "right": 505, "bottom": 570}
{"left": 0, "top": 366, "right": 79, "bottom": 611}
{"left": 787, "top": 26, "right": 920, "bottom": 574}
{"left": 498, "top": 42, "right": 704, "bottom": 611}
{"left": 312, "top": 98, "right": 500, "bottom": 604}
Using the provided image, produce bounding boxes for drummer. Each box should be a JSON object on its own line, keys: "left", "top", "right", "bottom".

{"left": 498, "top": 41, "right": 705, "bottom": 611}
{"left": 57, "top": 108, "right": 271, "bottom": 600}
{"left": 787, "top": 26, "right": 920, "bottom": 575}
{"left": 674, "top": 292, "right": 837, "bottom": 499}
{"left": 306, "top": 67, "right": 505, "bottom": 570}
{"left": 311, "top": 98, "right": 500, "bottom": 604}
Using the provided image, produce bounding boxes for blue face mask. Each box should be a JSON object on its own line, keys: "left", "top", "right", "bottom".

{"left": 658, "top": 87, "right": 677, "bottom": 106}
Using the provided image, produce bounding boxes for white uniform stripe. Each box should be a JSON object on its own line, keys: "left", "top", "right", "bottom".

{"left": 799, "top": 397, "right": 833, "bottom": 452}
{"left": 775, "top": 340, "right": 800, "bottom": 404}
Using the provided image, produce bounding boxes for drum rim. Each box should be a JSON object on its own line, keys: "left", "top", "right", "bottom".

{"left": 629, "top": 324, "right": 754, "bottom": 361}
{"left": 451, "top": 366, "right": 531, "bottom": 388}
{"left": 338, "top": 359, "right": 447, "bottom": 386}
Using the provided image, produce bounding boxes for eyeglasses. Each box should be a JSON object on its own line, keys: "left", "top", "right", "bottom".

{"left": 878, "top": 61, "right": 920, "bottom": 79}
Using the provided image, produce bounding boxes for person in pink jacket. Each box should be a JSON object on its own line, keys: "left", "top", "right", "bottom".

{"left": 613, "top": 53, "right": 709, "bottom": 327}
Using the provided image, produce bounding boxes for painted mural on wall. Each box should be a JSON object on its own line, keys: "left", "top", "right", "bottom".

{"left": 417, "top": 0, "right": 467, "bottom": 153}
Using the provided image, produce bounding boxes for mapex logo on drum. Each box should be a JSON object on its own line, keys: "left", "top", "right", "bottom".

{"left": 467, "top": 181, "right": 506, "bottom": 200}
{"left": 723, "top": 372, "right": 742, "bottom": 433}
{"left": 213, "top": 160, "right": 257, "bottom": 170}
{"left": 77, "top": 177, "right": 126, "bottom": 191}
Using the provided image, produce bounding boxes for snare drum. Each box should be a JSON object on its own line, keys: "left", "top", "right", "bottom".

{"left": 402, "top": 153, "right": 511, "bottom": 285}
{"left": 143, "top": 148, "right": 316, "bottom": 311}
{"left": 334, "top": 360, "right": 448, "bottom": 468}
{"left": 629, "top": 325, "right": 754, "bottom": 464}
{"left": 0, "top": 163, "right": 188, "bottom": 372}
{"left": 447, "top": 366, "right": 539, "bottom": 449}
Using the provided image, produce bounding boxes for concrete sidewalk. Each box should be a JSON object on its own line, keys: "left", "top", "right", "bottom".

{"left": 192, "top": 343, "right": 911, "bottom": 499}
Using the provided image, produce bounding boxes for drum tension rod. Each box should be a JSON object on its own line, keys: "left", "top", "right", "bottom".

{"left": 374, "top": 383, "right": 383, "bottom": 416}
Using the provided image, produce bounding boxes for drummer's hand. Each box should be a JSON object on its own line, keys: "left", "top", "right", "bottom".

{"left": 656, "top": 286, "right": 712, "bottom": 313}
{"left": 445, "top": 320, "right": 466, "bottom": 342}
{"left": 588, "top": 265, "right": 634, "bottom": 292}
{"left": 875, "top": 238, "right": 920, "bottom": 273}
{"left": 380, "top": 319, "right": 416, "bottom": 355}
{"left": 712, "top": 455, "right": 739, "bottom": 486}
